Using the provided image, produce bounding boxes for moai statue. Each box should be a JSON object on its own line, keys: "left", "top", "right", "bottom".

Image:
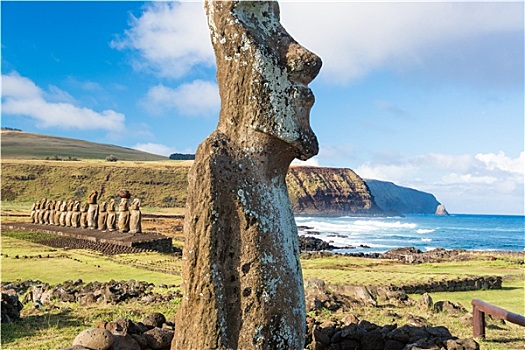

{"left": 87, "top": 190, "right": 99, "bottom": 229}
{"left": 80, "top": 202, "right": 89, "bottom": 229}
{"left": 98, "top": 201, "right": 108, "bottom": 231}
{"left": 43, "top": 200, "right": 52, "bottom": 224}
{"left": 173, "top": 2, "right": 321, "bottom": 349}
{"left": 129, "top": 198, "right": 142, "bottom": 234}
{"left": 59, "top": 200, "right": 68, "bottom": 226}
{"left": 117, "top": 198, "right": 130, "bottom": 233}
{"left": 54, "top": 200, "right": 62, "bottom": 226}
{"left": 106, "top": 198, "right": 117, "bottom": 232}
{"left": 30, "top": 201, "right": 37, "bottom": 223}
{"left": 70, "top": 201, "right": 80, "bottom": 228}
{"left": 37, "top": 198, "right": 47, "bottom": 224}
{"left": 65, "top": 200, "right": 74, "bottom": 227}
{"left": 48, "top": 200, "right": 56, "bottom": 225}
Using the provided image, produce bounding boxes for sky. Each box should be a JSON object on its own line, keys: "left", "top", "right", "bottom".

{"left": 1, "top": 1, "right": 524, "bottom": 215}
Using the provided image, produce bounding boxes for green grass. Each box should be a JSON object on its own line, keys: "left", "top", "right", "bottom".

{"left": 1, "top": 230, "right": 523, "bottom": 350}
{"left": 1, "top": 232, "right": 182, "bottom": 285}
{"left": 1, "top": 130, "right": 167, "bottom": 161}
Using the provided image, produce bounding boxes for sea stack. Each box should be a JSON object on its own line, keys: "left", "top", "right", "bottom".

{"left": 173, "top": 1, "right": 322, "bottom": 349}
{"left": 435, "top": 204, "right": 450, "bottom": 216}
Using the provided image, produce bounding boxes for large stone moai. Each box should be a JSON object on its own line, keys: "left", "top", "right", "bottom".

{"left": 54, "top": 201, "right": 62, "bottom": 226}
{"left": 117, "top": 190, "right": 131, "bottom": 233}
{"left": 87, "top": 190, "right": 98, "bottom": 229}
{"left": 80, "top": 202, "right": 89, "bottom": 228}
{"left": 129, "top": 198, "right": 142, "bottom": 234}
{"left": 173, "top": 2, "right": 321, "bottom": 349}
{"left": 106, "top": 199, "right": 117, "bottom": 232}
{"left": 98, "top": 201, "right": 108, "bottom": 231}
{"left": 71, "top": 201, "right": 81, "bottom": 228}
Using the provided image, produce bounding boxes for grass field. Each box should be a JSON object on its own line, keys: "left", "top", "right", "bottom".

{"left": 1, "top": 226, "right": 523, "bottom": 349}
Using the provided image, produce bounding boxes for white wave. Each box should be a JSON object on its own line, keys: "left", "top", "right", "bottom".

{"left": 416, "top": 229, "right": 435, "bottom": 234}
{"left": 353, "top": 220, "right": 417, "bottom": 229}
{"left": 421, "top": 238, "right": 432, "bottom": 242}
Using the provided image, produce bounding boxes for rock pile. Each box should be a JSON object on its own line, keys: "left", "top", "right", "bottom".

{"left": 2, "top": 279, "right": 181, "bottom": 307}
{"left": 1, "top": 288, "right": 23, "bottom": 323}
{"left": 62, "top": 314, "right": 175, "bottom": 350}
{"left": 306, "top": 317, "right": 479, "bottom": 350}
{"left": 381, "top": 247, "right": 472, "bottom": 264}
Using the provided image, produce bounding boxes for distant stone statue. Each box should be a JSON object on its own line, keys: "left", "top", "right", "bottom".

{"left": 106, "top": 198, "right": 117, "bottom": 232}
{"left": 37, "top": 198, "right": 47, "bottom": 224}
{"left": 30, "top": 202, "right": 37, "bottom": 223}
{"left": 80, "top": 202, "right": 89, "bottom": 228}
{"left": 87, "top": 190, "right": 99, "bottom": 229}
{"left": 59, "top": 200, "right": 68, "bottom": 226}
{"left": 48, "top": 200, "right": 56, "bottom": 225}
{"left": 54, "top": 200, "right": 62, "bottom": 226}
{"left": 98, "top": 201, "right": 108, "bottom": 231}
{"left": 42, "top": 200, "right": 51, "bottom": 224}
{"left": 173, "top": 2, "right": 321, "bottom": 349}
{"left": 117, "top": 198, "right": 130, "bottom": 233}
{"left": 129, "top": 198, "right": 142, "bottom": 234}
{"left": 65, "top": 200, "right": 74, "bottom": 227}
{"left": 71, "top": 201, "right": 81, "bottom": 228}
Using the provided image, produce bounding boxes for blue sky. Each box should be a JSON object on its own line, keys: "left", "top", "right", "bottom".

{"left": 2, "top": 1, "right": 524, "bottom": 215}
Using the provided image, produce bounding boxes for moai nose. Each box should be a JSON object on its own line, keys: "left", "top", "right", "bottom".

{"left": 285, "top": 42, "right": 322, "bottom": 86}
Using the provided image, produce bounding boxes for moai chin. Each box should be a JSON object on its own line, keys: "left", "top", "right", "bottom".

{"left": 173, "top": 1, "right": 321, "bottom": 349}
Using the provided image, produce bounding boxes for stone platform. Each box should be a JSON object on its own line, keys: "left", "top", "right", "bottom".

{"left": 3, "top": 223, "right": 173, "bottom": 253}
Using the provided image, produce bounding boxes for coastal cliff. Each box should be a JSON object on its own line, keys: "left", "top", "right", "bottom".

{"left": 287, "top": 166, "right": 383, "bottom": 216}
{"left": 365, "top": 179, "right": 442, "bottom": 214}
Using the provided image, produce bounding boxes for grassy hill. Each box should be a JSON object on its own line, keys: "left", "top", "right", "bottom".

{"left": 1, "top": 130, "right": 167, "bottom": 161}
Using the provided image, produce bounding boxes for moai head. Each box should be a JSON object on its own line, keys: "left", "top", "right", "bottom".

{"left": 131, "top": 198, "right": 141, "bottom": 210}
{"left": 73, "top": 201, "right": 81, "bottom": 211}
{"left": 99, "top": 201, "right": 107, "bottom": 212}
{"left": 88, "top": 190, "right": 98, "bottom": 204}
{"left": 80, "top": 202, "right": 89, "bottom": 212}
{"left": 108, "top": 198, "right": 116, "bottom": 211}
{"left": 206, "top": 0, "right": 322, "bottom": 161}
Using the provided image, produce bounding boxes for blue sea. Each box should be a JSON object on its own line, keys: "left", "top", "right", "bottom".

{"left": 295, "top": 214, "right": 525, "bottom": 253}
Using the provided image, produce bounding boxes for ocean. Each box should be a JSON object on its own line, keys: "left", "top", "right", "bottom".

{"left": 295, "top": 214, "right": 525, "bottom": 253}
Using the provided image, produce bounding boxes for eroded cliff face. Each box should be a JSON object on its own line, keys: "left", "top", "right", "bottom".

{"left": 287, "top": 166, "right": 383, "bottom": 216}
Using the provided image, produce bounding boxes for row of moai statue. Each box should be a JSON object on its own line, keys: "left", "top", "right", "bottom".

{"left": 30, "top": 190, "right": 142, "bottom": 234}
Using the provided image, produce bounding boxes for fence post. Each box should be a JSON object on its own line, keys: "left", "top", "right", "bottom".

{"left": 472, "top": 302, "right": 486, "bottom": 338}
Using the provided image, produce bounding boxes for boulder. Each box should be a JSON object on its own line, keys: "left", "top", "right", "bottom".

{"left": 143, "top": 328, "right": 174, "bottom": 349}
{"left": 72, "top": 328, "right": 114, "bottom": 350}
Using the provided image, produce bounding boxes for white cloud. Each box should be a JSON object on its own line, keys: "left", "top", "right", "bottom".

{"left": 111, "top": 1, "right": 214, "bottom": 79}
{"left": 141, "top": 80, "right": 219, "bottom": 117}
{"left": 475, "top": 151, "right": 524, "bottom": 175}
{"left": 355, "top": 151, "right": 524, "bottom": 214}
{"left": 1, "top": 72, "right": 125, "bottom": 131}
{"left": 280, "top": 2, "right": 523, "bottom": 85}
{"left": 134, "top": 142, "right": 175, "bottom": 157}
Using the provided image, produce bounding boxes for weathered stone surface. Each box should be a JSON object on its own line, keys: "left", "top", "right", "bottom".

{"left": 143, "top": 313, "right": 166, "bottom": 329}
{"left": 106, "top": 199, "right": 117, "bottom": 231}
{"left": 173, "top": 1, "right": 321, "bottom": 349}
{"left": 144, "top": 328, "right": 174, "bottom": 349}
{"left": 72, "top": 328, "right": 114, "bottom": 350}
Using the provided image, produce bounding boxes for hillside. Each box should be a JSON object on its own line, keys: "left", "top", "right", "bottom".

{"left": 1, "top": 130, "right": 167, "bottom": 161}
{"left": 365, "top": 179, "right": 441, "bottom": 214}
